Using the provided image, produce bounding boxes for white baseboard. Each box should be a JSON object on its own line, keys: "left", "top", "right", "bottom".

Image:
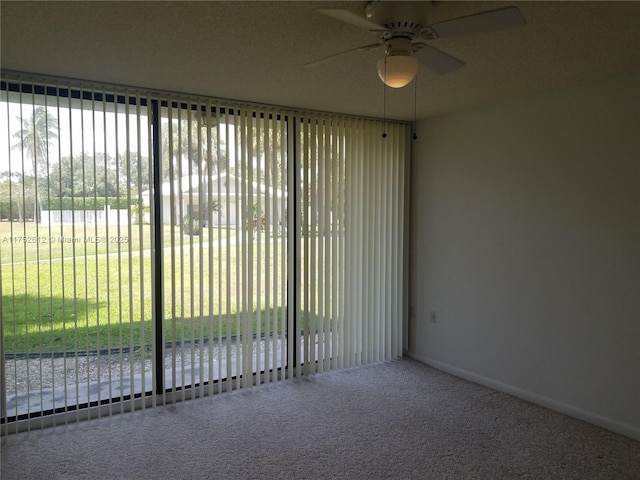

{"left": 406, "top": 352, "right": 640, "bottom": 442}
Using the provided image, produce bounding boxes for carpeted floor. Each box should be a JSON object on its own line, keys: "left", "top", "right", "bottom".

{"left": 1, "top": 359, "right": 639, "bottom": 479}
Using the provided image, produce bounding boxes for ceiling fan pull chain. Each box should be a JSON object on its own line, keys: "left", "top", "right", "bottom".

{"left": 413, "top": 75, "right": 418, "bottom": 140}
{"left": 382, "top": 56, "right": 388, "bottom": 139}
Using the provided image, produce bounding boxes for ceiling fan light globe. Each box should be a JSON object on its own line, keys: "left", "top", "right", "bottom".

{"left": 377, "top": 55, "right": 418, "bottom": 88}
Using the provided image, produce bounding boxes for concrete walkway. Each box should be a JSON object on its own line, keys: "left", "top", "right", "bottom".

{"left": 4, "top": 335, "right": 319, "bottom": 417}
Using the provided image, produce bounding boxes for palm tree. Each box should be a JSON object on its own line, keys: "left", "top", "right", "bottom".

{"left": 162, "top": 110, "right": 225, "bottom": 178}
{"left": 245, "top": 116, "right": 286, "bottom": 187}
{"left": 11, "top": 106, "right": 59, "bottom": 222}
{"left": 161, "top": 110, "right": 226, "bottom": 226}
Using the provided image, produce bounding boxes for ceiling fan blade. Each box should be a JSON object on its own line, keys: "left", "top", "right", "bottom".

{"left": 429, "top": 6, "right": 525, "bottom": 38}
{"left": 316, "top": 8, "right": 386, "bottom": 31}
{"left": 304, "top": 43, "right": 383, "bottom": 68}
{"left": 413, "top": 44, "right": 465, "bottom": 75}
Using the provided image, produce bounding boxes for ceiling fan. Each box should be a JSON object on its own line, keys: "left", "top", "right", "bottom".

{"left": 307, "top": 1, "right": 526, "bottom": 88}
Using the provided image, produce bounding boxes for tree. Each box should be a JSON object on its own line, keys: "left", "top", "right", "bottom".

{"left": 123, "top": 151, "right": 151, "bottom": 192}
{"left": 48, "top": 152, "right": 122, "bottom": 199}
{"left": 161, "top": 110, "right": 227, "bottom": 226}
{"left": 0, "top": 171, "right": 30, "bottom": 220}
{"left": 244, "top": 115, "right": 286, "bottom": 188}
{"left": 162, "top": 111, "right": 223, "bottom": 182}
{"left": 11, "top": 106, "right": 59, "bottom": 222}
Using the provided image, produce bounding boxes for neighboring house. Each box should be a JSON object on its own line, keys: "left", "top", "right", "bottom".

{"left": 142, "top": 172, "right": 285, "bottom": 228}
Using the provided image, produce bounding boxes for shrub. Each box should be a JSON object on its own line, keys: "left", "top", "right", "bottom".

{"left": 183, "top": 214, "right": 201, "bottom": 236}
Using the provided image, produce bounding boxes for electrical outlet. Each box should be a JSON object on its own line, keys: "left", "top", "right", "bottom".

{"left": 429, "top": 311, "right": 437, "bottom": 323}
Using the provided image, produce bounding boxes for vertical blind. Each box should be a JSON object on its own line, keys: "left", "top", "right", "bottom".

{"left": 0, "top": 78, "right": 154, "bottom": 432}
{"left": 157, "top": 99, "right": 291, "bottom": 399}
{"left": 0, "top": 73, "right": 407, "bottom": 434}
{"left": 297, "top": 115, "right": 405, "bottom": 376}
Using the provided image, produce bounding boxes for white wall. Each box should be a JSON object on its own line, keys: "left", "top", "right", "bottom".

{"left": 408, "top": 72, "right": 640, "bottom": 439}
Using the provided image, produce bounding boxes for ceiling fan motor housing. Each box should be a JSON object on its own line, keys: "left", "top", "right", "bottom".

{"left": 366, "top": 0, "right": 425, "bottom": 35}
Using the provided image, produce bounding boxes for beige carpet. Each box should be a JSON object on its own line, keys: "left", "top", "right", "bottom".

{"left": 1, "top": 359, "right": 639, "bottom": 479}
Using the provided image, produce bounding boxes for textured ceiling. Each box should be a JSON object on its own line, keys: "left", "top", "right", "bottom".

{"left": 1, "top": 1, "right": 639, "bottom": 121}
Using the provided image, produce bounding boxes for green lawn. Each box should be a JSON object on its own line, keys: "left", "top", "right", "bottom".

{"left": 0, "top": 221, "right": 234, "bottom": 264}
{"left": 1, "top": 220, "right": 338, "bottom": 355}
{"left": 2, "top": 222, "right": 287, "bottom": 353}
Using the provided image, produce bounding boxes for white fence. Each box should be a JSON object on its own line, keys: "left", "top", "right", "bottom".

{"left": 40, "top": 206, "right": 130, "bottom": 226}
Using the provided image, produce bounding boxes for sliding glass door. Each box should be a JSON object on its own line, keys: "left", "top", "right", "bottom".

{"left": 1, "top": 74, "right": 407, "bottom": 433}
{"left": 297, "top": 116, "right": 405, "bottom": 374}
{"left": 0, "top": 83, "right": 153, "bottom": 425}
{"left": 157, "top": 101, "right": 290, "bottom": 398}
